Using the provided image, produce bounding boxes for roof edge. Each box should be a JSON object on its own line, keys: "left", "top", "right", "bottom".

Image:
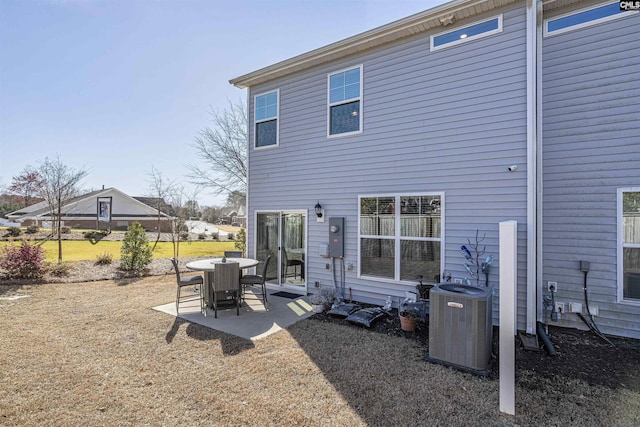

{"left": 229, "top": 0, "right": 497, "bottom": 89}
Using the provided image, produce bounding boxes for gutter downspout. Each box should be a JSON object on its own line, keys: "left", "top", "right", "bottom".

{"left": 245, "top": 89, "right": 252, "bottom": 259}
{"left": 526, "top": 0, "right": 541, "bottom": 335}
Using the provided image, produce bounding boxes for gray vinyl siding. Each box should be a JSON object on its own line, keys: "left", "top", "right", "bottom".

{"left": 542, "top": 2, "right": 640, "bottom": 338}
{"left": 247, "top": 4, "right": 529, "bottom": 327}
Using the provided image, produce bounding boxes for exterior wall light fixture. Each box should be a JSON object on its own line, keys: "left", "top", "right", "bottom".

{"left": 315, "top": 201, "right": 325, "bottom": 223}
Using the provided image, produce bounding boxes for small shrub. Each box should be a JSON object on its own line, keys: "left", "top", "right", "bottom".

{"left": 227, "top": 233, "right": 235, "bottom": 240}
{"left": 309, "top": 293, "right": 327, "bottom": 305}
{"left": 234, "top": 228, "right": 246, "bottom": 255}
{"left": 85, "top": 230, "right": 106, "bottom": 240}
{"left": 6, "top": 227, "right": 22, "bottom": 237}
{"left": 211, "top": 232, "right": 219, "bottom": 240}
{"left": 120, "top": 222, "right": 152, "bottom": 271}
{"left": 310, "top": 288, "right": 337, "bottom": 306}
{"left": 26, "top": 225, "right": 40, "bottom": 234}
{"left": 60, "top": 226, "right": 71, "bottom": 234}
{"left": 48, "top": 262, "right": 72, "bottom": 277}
{"left": 198, "top": 233, "right": 206, "bottom": 240}
{"left": 0, "top": 240, "right": 45, "bottom": 279}
{"left": 179, "top": 232, "right": 189, "bottom": 241}
{"left": 95, "top": 252, "right": 113, "bottom": 265}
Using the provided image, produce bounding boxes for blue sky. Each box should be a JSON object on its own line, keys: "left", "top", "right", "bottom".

{"left": 0, "top": 0, "right": 445, "bottom": 206}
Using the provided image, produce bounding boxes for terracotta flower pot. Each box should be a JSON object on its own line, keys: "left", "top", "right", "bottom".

{"left": 399, "top": 314, "right": 417, "bottom": 331}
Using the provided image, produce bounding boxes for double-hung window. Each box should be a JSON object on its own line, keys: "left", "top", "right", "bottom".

{"left": 254, "top": 90, "right": 279, "bottom": 148}
{"left": 328, "top": 65, "right": 362, "bottom": 137}
{"left": 619, "top": 188, "right": 640, "bottom": 303}
{"left": 359, "top": 194, "right": 443, "bottom": 282}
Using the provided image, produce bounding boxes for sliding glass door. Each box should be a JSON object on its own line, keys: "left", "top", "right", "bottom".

{"left": 255, "top": 212, "right": 280, "bottom": 283}
{"left": 256, "top": 211, "right": 306, "bottom": 291}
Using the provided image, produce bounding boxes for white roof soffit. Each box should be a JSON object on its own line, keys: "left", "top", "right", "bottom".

{"left": 542, "top": 0, "right": 585, "bottom": 12}
{"left": 230, "top": 0, "right": 517, "bottom": 89}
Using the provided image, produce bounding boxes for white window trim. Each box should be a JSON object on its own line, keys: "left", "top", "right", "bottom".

{"left": 618, "top": 187, "right": 640, "bottom": 306}
{"left": 430, "top": 15, "right": 503, "bottom": 52}
{"left": 357, "top": 192, "right": 445, "bottom": 284}
{"left": 327, "top": 64, "right": 363, "bottom": 139}
{"left": 253, "top": 88, "right": 280, "bottom": 149}
{"left": 544, "top": 1, "right": 638, "bottom": 38}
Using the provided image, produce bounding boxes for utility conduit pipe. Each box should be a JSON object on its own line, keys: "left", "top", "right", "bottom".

{"left": 536, "top": 321, "right": 556, "bottom": 356}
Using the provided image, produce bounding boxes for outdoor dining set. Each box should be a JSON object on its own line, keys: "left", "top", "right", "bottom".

{"left": 171, "top": 251, "right": 271, "bottom": 318}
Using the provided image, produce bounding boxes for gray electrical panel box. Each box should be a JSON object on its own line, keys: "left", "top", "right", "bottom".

{"left": 328, "top": 217, "right": 344, "bottom": 258}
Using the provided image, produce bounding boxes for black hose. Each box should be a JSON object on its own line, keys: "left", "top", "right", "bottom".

{"left": 581, "top": 270, "right": 615, "bottom": 347}
{"left": 577, "top": 313, "right": 615, "bottom": 347}
{"left": 537, "top": 321, "right": 556, "bottom": 356}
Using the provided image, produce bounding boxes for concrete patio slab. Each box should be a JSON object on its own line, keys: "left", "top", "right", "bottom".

{"left": 153, "top": 289, "right": 314, "bottom": 341}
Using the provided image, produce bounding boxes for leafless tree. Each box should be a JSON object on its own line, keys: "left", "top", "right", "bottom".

{"left": 37, "top": 157, "right": 88, "bottom": 263}
{"left": 166, "top": 185, "right": 188, "bottom": 259}
{"left": 187, "top": 99, "right": 247, "bottom": 199}
{"left": 146, "top": 166, "right": 178, "bottom": 249}
{"left": 184, "top": 186, "right": 202, "bottom": 220}
{"left": 146, "top": 167, "right": 201, "bottom": 258}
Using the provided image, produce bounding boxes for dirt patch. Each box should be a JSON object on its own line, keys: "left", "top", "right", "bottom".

{"left": 310, "top": 306, "right": 640, "bottom": 392}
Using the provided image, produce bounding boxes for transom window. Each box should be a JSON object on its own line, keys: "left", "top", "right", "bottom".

{"left": 254, "top": 90, "right": 279, "bottom": 148}
{"left": 544, "top": 2, "right": 637, "bottom": 37}
{"left": 430, "top": 15, "right": 502, "bottom": 51}
{"left": 328, "top": 66, "right": 362, "bottom": 137}
{"left": 359, "top": 194, "right": 443, "bottom": 283}
{"left": 620, "top": 189, "right": 640, "bottom": 303}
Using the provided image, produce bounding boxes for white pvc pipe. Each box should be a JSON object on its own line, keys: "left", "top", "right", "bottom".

{"left": 525, "top": 0, "right": 540, "bottom": 336}
{"left": 500, "top": 220, "right": 517, "bottom": 415}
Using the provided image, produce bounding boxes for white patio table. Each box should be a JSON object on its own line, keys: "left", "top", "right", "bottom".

{"left": 186, "top": 257, "right": 259, "bottom": 312}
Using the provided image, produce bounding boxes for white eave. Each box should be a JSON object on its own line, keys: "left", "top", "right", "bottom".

{"left": 230, "top": 0, "right": 518, "bottom": 89}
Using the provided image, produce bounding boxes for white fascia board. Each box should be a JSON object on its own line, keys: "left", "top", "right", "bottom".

{"left": 230, "top": 0, "right": 515, "bottom": 89}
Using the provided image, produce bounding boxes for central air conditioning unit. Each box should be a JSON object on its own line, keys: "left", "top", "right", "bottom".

{"left": 425, "top": 284, "right": 493, "bottom": 376}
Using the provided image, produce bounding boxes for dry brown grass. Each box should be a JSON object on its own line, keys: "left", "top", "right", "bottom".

{"left": 1, "top": 277, "right": 638, "bottom": 426}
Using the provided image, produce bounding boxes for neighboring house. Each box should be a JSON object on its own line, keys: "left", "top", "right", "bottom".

{"left": 0, "top": 218, "right": 20, "bottom": 227}
{"left": 230, "top": 0, "right": 639, "bottom": 338}
{"left": 7, "top": 187, "right": 176, "bottom": 232}
{"left": 219, "top": 205, "right": 247, "bottom": 227}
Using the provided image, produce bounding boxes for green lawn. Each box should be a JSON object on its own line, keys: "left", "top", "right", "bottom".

{"left": 0, "top": 240, "right": 237, "bottom": 262}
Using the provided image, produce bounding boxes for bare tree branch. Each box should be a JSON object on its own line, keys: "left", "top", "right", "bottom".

{"left": 146, "top": 166, "right": 178, "bottom": 248}
{"left": 187, "top": 99, "right": 247, "bottom": 197}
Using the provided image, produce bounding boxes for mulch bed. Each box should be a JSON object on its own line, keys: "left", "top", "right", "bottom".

{"left": 309, "top": 304, "right": 640, "bottom": 392}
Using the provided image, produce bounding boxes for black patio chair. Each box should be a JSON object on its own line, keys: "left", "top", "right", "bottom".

{"left": 223, "top": 250, "right": 243, "bottom": 258}
{"left": 240, "top": 254, "right": 271, "bottom": 307}
{"left": 170, "top": 257, "right": 203, "bottom": 314}
{"left": 282, "top": 248, "right": 303, "bottom": 279}
{"left": 212, "top": 261, "right": 241, "bottom": 318}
